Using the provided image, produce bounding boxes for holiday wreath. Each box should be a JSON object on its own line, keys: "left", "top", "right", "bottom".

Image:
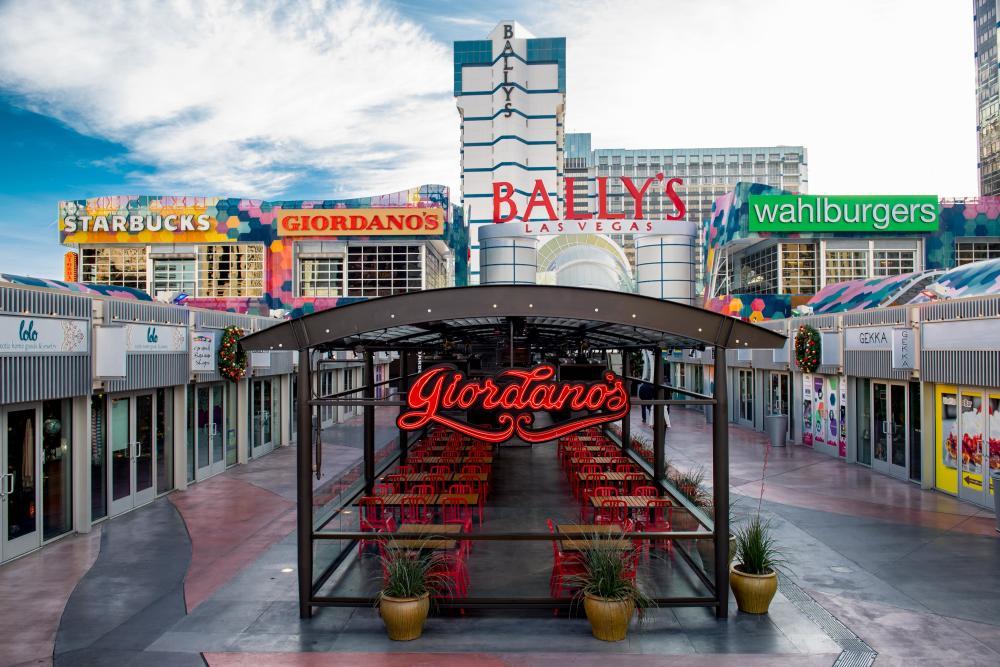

{"left": 218, "top": 325, "right": 248, "bottom": 381}
{"left": 794, "top": 324, "right": 821, "bottom": 372}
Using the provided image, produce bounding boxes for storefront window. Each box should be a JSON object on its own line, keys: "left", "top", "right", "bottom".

{"left": 298, "top": 257, "right": 344, "bottom": 297}
{"left": 955, "top": 239, "right": 1000, "bottom": 266}
{"left": 91, "top": 395, "right": 107, "bottom": 520}
{"left": 824, "top": 250, "right": 868, "bottom": 285}
{"left": 226, "top": 384, "right": 238, "bottom": 466}
{"left": 80, "top": 247, "right": 147, "bottom": 290}
{"left": 780, "top": 243, "right": 817, "bottom": 294}
{"left": 908, "top": 382, "right": 921, "bottom": 482}
{"left": 736, "top": 245, "right": 778, "bottom": 293}
{"left": 41, "top": 399, "right": 72, "bottom": 540}
{"left": 873, "top": 250, "right": 916, "bottom": 276}
{"left": 152, "top": 258, "right": 196, "bottom": 296}
{"left": 346, "top": 245, "right": 423, "bottom": 297}
{"left": 197, "top": 244, "right": 264, "bottom": 297}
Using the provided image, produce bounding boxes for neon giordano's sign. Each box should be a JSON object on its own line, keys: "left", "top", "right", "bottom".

{"left": 396, "top": 364, "right": 630, "bottom": 443}
{"left": 492, "top": 175, "right": 686, "bottom": 235}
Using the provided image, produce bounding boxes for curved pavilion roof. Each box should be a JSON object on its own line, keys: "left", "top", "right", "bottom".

{"left": 240, "top": 285, "right": 786, "bottom": 353}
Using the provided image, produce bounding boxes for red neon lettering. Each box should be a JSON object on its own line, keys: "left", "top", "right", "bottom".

{"left": 396, "top": 364, "right": 630, "bottom": 444}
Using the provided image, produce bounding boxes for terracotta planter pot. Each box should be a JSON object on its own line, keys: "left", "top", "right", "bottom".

{"left": 729, "top": 564, "right": 777, "bottom": 614}
{"left": 583, "top": 593, "right": 635, "bottom": 641}
{"left": 379, "top": 592, "right": 430, "bottom": 640}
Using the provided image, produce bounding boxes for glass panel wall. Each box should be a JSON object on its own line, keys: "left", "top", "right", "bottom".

{"left": 858, "top": 379, "right": 872, "bottom": 465}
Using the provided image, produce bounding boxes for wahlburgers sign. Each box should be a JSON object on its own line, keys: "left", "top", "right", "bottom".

{"left": 748, "top": 195, "right": 938, "bottom": 232}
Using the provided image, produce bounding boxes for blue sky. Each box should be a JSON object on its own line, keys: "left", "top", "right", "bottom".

{"left": 0, "top": 0, "right": 977, "bottom": 279}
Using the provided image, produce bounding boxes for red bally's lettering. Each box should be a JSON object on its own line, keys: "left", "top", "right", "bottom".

{"left": 396, "top": 364, "right": 630, "bottom": 443}
{"left": 493, "top": 176, "right": 686, "bottom": 222}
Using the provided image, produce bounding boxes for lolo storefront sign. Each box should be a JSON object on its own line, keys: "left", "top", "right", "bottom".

{"left": 492, "top": 175, "right": 686, "bottom": 235}
{"left": 124, "top": 324, "right": 188, "bottom": 353}
{"left": 748, "top": 195, "right": 938, "bottom": 233}
{"left": 0, "top": 315, "right": 88, "bottom": 354}
{"left": 396, "top": 364, "right": 629, "bottom": 443}
{"left": 276, "top": 207, "right": 444, "bottom": 237}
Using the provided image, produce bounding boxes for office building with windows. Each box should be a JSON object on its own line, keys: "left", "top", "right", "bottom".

{"left": 563, "top": 134, "right": 808, "bottom": 292}
{"left": 975, "top": 0, "right": 1000, "bottom": 195}
{"left": 57, "top": 185, "right": 468, "bottom": 317}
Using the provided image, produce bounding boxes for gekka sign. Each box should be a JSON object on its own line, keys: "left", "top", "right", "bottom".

{"left": 397, "top": 364, "right": 629, "bottom": 443}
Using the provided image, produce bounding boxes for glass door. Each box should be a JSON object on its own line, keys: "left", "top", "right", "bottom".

{"left": 2, "top": 407, "right": 41, "bottom": 561}
{"left": 737, "top": 369, "right": 754, "bottom": 425}
{"left": 872, "top": 382, "right": 908, "bottom": 480}
{"left": 109, "top": 393, "right": 157, "bottom": 517}
{"left": 194, "top": 384, "right": 226, "bottom": 481}
{"left": 251, "top": 379, "right": 275, "bottom": 458}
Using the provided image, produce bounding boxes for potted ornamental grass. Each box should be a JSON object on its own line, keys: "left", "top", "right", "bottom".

{"left": 374, "top": 539, "right": 450, "bottom": 640}
{"left": 571, "top": 536, "right": 654, "bottom": 641}
{"left": 730, "top": 515, "right": 786, "bottom": 614}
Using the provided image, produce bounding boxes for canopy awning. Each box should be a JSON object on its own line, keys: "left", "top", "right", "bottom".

{"left": 240, "top": 285, "right": 786, "bottom": 352}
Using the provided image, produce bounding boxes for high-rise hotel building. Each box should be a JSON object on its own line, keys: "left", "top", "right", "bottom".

{"left": 454, "top": 22, "right": 566, "bottom": 284}
{"left": 975, "top": 0, "right": 1000, "bottom": 195}
{"left": 563, "top": 135, "right": 808, "bottom": 293}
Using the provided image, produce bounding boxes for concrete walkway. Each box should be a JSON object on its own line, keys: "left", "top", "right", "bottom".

{"left": 2, "top": 407, "right": 998, "bottom": 665}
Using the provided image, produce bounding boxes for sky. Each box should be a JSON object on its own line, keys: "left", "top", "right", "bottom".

{"left": 0, "top": 0, "right": 978, "bottom": 278}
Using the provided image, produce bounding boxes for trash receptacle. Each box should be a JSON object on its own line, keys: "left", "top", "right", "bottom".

{"left": 764, "top": 414, "right": 788, "bottom": 448}
{"left": 992, "top": 471, "right": 1000, "bottom": 533}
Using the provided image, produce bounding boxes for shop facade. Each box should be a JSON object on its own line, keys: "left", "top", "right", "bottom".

{"left": 57, "top": 185, "right": 469, "bottom": 318}
{"left": 692, "top": 292, "right": 1000, "bottom": 509}
{"left": 0, "top": 281, "right": 308, "bottom": 564}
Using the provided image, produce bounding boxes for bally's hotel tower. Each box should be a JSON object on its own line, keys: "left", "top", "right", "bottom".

{"left": 455, "top": 22, "right": 566, "bottom": 285}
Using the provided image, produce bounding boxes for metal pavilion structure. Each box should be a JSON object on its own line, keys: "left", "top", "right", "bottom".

{"left": 239, "top": 285, "right": 786, "bottom": 619}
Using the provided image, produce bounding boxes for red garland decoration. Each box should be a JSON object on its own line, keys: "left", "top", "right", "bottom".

{"left": 218, "top": 325, "right": 247, "bottom": 382}
{"left": 794, "top": 324, "right": 821, "bottom": 372}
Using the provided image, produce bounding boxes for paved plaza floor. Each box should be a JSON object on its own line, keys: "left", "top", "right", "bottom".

{"left": 1, "top": 407, "right": 998, "bottom": 666}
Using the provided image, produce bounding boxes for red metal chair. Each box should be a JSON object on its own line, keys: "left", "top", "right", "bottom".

{"left": 641, "top": 499, "right": 673, "bottom": 555}
{"left": 461, "top": 464, "right": 483, "bottom": 474}
{"left": 441, "top": 495, "right": 474, "bottom": 550}
{"left": 615, "top": 464, "right": 635, "bottom": 473}
{"left": 430, "top": 465, "right": 452, "bottom": 476}
{"left": 409, "top": 483, "right": 434, "bottom": 496}
{"left": 373, "top": 484, "right": 394, "bottom": 496}
{"left": 425, "top": 474, "right": 448, "bottom": 494}
{"left": 448, "top": 483, "right": 473, "bottom": 494}
{"left": 579, "top": 476, "right": 609, "bottom": 520}
{"left": 401, "top": 496, "right": 434, "bottom": 524}
{"left": 594, "top": 498, "right": 629, "bottom": 527}
{"left": 429, "top": 551, "right": 469, "bottom": 599}
{"left": 624, "top": 473, "right": 647, "bottom": 493}
{"left": 547, "top": 519, "right": 584, "bottom": 600}
{"left": 454, "top": 474, "right": 484, "bottom": 525}
{"left": 634, "top": 485, "right": 659, "bottom": 497}
{"left": 359, "top": 497, "right": 396, "bottom": 555}
{"left": 396, "top": 465, "right": 415, "bottom": 475}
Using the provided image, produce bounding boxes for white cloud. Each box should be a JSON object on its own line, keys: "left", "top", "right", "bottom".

{"left": 0, "top": 0, "right": 460, "bottom": 198}
{"left": 532, "top": 0, "right": 978, "bottom": 196}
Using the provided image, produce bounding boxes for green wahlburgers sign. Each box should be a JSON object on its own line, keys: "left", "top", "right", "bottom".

{"left": 748, "top": 195, "right": 938, "bottom": 232}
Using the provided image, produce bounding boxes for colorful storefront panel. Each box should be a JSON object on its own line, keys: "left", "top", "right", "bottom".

{"left": 936, "top": 385, "right": 959, "bottom": 495}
